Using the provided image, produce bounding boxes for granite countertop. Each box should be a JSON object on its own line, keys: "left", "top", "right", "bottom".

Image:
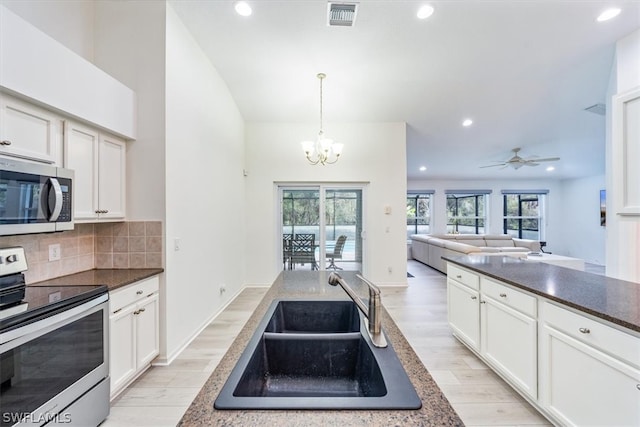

{"left": 444, "top": 255, "right": 640, "bottom": 333}
{"left": 179, "top": 271, "right": 463, "bottom": 426}
{"left": 29, "top": 268, "right": 164, "bottom": 291}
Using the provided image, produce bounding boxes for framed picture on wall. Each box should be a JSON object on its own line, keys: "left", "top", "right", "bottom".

{"left": 600, "top": 189, "right": 606, "bottom": 227}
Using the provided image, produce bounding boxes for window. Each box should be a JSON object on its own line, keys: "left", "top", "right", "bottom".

{"left": 406, "top": 192, "right": 432, "bottom": 238}
{"left": 446, "top": 190, "right": 490, "bottom": 234}
{"left": 502, "top": 190, "right": 547, "bottom": 240}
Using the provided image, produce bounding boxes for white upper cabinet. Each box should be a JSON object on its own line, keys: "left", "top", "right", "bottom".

{"left": 64, "top": 121, "right": 126, "bottom": 221}
{"left": 98, "top": 134, "right": 126, "bottom": 219}
{"left": 0, "top": 94, "right": 63, "bottom": 165}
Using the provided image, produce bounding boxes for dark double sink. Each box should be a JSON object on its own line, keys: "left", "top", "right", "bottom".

{"left": 214, "top": 300, "right": 421, "bottom": 410}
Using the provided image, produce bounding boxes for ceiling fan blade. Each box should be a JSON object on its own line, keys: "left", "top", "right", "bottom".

{"left": 479, "top": 163, "right": 507, "bottom": 168}
{"left": 531, "top": 157, "right": 560, "bottom": 162}
{"left": 524, "top": 162, "right": 539, "bottom": 167}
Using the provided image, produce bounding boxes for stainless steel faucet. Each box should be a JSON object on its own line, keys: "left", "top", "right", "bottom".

{"left": 328, "top": 272, "right": 388, "bottom": 348}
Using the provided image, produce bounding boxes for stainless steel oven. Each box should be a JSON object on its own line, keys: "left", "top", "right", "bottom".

{"left": 0, "top": 248, "right": 109, "bottom": 427}
{"left": 0, "top": 158, "right": 73, "bottom": 236}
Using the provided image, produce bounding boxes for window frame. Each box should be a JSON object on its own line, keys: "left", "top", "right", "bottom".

{"left": 501, "top": 190, "right": 547, "bottom": 240}
{"left": 445, "top": 190, "right": 490, "bottom": 234}
{"left": 406, "top": 191, "right": 433, "bottom": 238}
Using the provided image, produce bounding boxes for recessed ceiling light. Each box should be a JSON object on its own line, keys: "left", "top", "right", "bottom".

{"left": 419, "top": 166, "right": 427, "bottom": 172}
{"left": 234, "top": 1, "right": 252, "bottom": 17}
{"left": 462, "top": 119, "right": 473, "bottom": 127}
{"left": 546, "top": 166, "right": 555, "bottom": 172}
{"left": 417, "top": 5, "right": 434, "bottom": 20}
{"left": 597, "top": 8, "right": 621, "bottom": 22}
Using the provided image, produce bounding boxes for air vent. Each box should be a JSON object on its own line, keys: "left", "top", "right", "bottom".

{"left": 327, "top": 2, "right": 359, "bottom": 27}
{"left": 584, "top": 103, "right": 606, "bottom": 116}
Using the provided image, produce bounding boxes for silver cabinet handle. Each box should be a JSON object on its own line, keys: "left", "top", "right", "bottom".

{"left": 480, "top": 300, "right": 486, "bottom": 304}
{"left": 456, "top": 275, "right": 462, "bottom": 279}
{"left": 579, "top": 327, "right": 591, "bottom": 334}
{"left": 499, "top": 293, "right": 507, "bottom": 298}
{"left": 136, "top": 290, "right": 144, "bottom": 295}
{"left": 0, "top": 140, "right": 12, "bottom": 146}
{"left": 112, "top": 308, "right": 122, "bottom": 314}
{"left": 636, "top": 384, "right": 640, "bottom": 391}
{"left": 139, "top": 308, "right": 146, "bottom": 313}
{"left": 471, "top": 296, "right": 477, "bottom": 300}
{"left": 133, "top": 310, "right": 140, "bottom": 315}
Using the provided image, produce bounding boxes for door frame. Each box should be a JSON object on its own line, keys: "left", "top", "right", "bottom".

{"left": 276, "top": 183, "right": 368, "bottom": 275}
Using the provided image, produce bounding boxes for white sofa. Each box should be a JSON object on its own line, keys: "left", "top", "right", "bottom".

{"left": 410, "top": 234, "right": 541, "bottom": 273}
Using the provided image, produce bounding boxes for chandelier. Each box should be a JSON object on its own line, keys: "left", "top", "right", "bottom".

{"left": 301, "top": 73, "right": 343, "bottom": 165}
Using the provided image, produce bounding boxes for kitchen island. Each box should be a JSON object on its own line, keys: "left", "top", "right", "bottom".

{"left": 178, "top": 271, "right": 464, "bottom": 426}
{"left": 443, "top": 255, "right": 640, "bottom": 427}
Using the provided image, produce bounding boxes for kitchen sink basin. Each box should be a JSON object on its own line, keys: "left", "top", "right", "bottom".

{"left": 233, "top": 333, "right": 385, "bottom": 398}
{"left": 264, "top": 300, "right": 360, "bottom": 333}
{"left": 214, "top": 299, "right": 421, "bottom": 410}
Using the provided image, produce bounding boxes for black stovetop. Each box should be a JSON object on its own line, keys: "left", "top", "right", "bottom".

{"left": 0, "top": 284, "right": 108, "bottom": 332}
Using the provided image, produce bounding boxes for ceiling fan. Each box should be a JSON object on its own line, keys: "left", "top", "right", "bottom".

{"left": 480, "top": 147, "right": 560, "bottom": 170}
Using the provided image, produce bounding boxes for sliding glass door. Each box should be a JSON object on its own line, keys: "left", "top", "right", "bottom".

{"left": 280, "top": 185, "right": 364, "bottom": 272}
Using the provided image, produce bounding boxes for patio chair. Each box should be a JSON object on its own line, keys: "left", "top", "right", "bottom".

{"left": 327, "top": 235, "right": 347, "bottom": 270}
{"left": 282, "top": 234, "right": 293, "bottom": 269}
{"left": 291, "top": 235, "right": 318, "bottom": 270}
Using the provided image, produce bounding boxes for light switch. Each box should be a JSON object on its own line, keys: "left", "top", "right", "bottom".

{"left": 384, "top": 205, "right": 392, "bottom": 215}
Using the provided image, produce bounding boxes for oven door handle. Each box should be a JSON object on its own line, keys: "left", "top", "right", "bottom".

{"left": 47, "top": 177, "right": 64, "bottom": 221}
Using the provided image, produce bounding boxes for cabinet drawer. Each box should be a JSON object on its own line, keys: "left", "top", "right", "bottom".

{"left": 110, "top": 276, "right": 159, "bottom": 313}
{"left": 447, "top": 264, "right": 479, "bottom": 290}
{"left": 542, "top": 302, "right": 640, "bottom": 369}
{"left": 481, "top": 277, "right": 536, "bottom": 317}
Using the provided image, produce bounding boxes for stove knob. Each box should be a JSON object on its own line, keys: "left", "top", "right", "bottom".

{"left": 6, "top": 254, "right": 17, "bottom": 263}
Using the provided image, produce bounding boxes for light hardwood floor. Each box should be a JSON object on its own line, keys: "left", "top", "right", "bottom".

{"left": 103, "top": 262, "right": 552, "bottom": 426}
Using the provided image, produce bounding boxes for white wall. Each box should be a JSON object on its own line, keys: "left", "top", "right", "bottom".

{"left": 558, "top": 175, "right": 606, "bottom": 264}
{"left": 0, "top": 0, "right": 95, "bottom": 61}
{"left": 94, "top": 1, "right": 167, "bottom": 220}
{"left": 244, "top": 122, "right": 407, "bottom": 286}
{"left": 606, "top": 29, "right": 640, "bottom": 281}
{"left": 164, "top": 4, "right": 246, "bottom": 361}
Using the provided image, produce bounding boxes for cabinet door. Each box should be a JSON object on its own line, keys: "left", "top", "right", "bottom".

{"left": 0, "top": 95, "right": 62, "bottom": 164}
{"left": 540, "top": 324, "right": 640, "bottom": 426}
{"left": 481, "top": 296, "right": 537, "bottom": 399}
{"left": 98, "top": 134, "right": 126, "bottom": 219}
{"left": 447, "top": 279, "right": 480, "bottom": 351}
{"left": 64, "top": 121, "right": 99, "bottom": 220}
{"left": 109, "top": 304, "right": 137, "bottom": 397}
{"left": 135, "top": 293, "right": 160, "bottom": 368}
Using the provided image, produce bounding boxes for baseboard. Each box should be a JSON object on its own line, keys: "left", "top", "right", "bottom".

{"left": 154, "top": 285, "right": 249, "bottom": 366}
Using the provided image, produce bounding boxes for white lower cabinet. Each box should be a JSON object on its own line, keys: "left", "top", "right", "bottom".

{"left": 480, "top": 288, "right": 537, "bottom": 399}
{"left": 109, "top": 276, "right": 160, "bottom": 399}
{"left": 447, "top": 278, "right": 480, "bottom": 351}
{"left": 539, "top": 302, "right": 640, "bottom": 426}
{"left": 447, "top": 262, "right": 640, "bottom": 427}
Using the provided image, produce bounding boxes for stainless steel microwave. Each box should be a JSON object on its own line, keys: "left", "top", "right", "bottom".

{"left": 0, "top": 158, "right": 73, "bottom": 236}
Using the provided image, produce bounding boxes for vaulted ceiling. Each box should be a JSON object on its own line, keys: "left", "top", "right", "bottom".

{"left": 170, "top": 0, "right": 640, "bottom": 180}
